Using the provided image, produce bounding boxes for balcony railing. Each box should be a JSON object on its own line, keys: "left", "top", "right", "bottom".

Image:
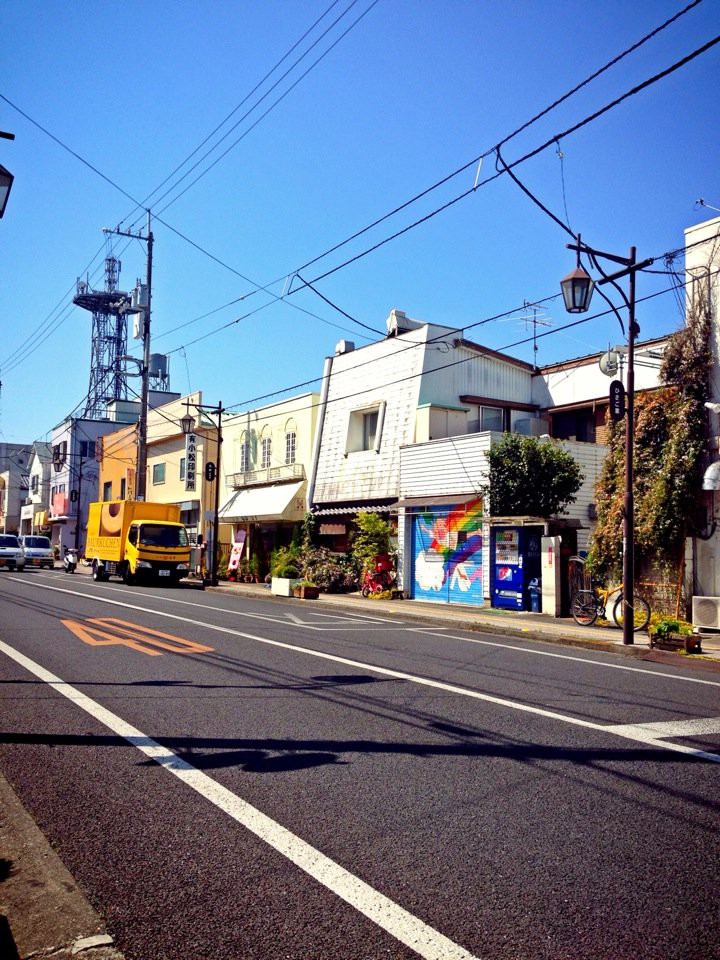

{"left": 227, "top": 462, "right": 305, "bottom": 489}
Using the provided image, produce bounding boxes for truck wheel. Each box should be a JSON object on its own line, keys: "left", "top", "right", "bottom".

{"left": 123, "top": 567, "right": 135, "bottom": 586}
{"left": 92, "top": 562, "right": 104, "bottom": 582}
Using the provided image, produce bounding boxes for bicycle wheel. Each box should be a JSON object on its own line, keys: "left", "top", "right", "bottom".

{"left": 570, "top": 591, "right": 599, "bottom": 626}
{"left": 612, "top": 593, "right": 651, "bottom": 632}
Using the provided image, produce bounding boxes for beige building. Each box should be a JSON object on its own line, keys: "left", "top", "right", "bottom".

{"left": 218, "top": 392, "right": 320, "bottom": 578}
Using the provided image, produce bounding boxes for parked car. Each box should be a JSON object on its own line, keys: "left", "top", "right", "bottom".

{"left": 20, "top": 535, "right": 54, "bottom": 569}
{"left": 0, "top": 534, "right": 26, "bottom": 571}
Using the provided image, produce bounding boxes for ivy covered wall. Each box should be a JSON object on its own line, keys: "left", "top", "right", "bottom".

{"left": 588, "top": 286, "right": 711, "bottom": 586}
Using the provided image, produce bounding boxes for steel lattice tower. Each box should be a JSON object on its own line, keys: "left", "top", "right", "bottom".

{"left": 73, "top": 256, "right": 129, "bottom": 419}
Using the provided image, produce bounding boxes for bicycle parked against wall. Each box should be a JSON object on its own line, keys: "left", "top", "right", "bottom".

{"left": 570, "top": 579, "right": 651, "bottom": 631}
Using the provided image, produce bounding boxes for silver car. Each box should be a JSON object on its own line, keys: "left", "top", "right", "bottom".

{"left": 0, "top": 534, "right": 26, "bottom": 571}
{"left": 20, "top": 535, "right": 54, "bottom": 569}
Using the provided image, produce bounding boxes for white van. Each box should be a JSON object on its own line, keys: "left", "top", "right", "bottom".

{"left": 20, "top": 535, "right": 54, "bottom": 569}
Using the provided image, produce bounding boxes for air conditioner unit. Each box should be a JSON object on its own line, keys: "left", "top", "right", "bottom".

{"left": 691, "top": 596, "right": 720, "bottom": 631}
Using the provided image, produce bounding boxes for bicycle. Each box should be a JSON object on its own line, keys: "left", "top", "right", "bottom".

{"left": 570, "top": 580, "right": 651, "bottom": 631}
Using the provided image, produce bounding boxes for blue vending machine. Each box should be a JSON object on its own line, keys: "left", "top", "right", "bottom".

{"left": 491, "top": 525, "right": 542, "bottom": 611}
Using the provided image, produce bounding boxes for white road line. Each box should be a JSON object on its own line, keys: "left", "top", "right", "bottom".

{"left": 0, "top": 638, "right": 479, "bottom": 960}
{"left": 47, "top": 577, "right": 398, "bottom": 628}
{"left": 4, "top": 580, "right": 720, "bottom": 764}
{"left": 605, "top": 717, "right": 720, "bottom": 738}
{"left": 412, "top": 629, "right": 720, "bottom": 687}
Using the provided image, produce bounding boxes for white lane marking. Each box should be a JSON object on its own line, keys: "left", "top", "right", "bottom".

{"left": 605, "top": 717, "right": 720, "bottom": 739}
{"left": 0, "top": 639, "right": 479, "bottom": 960}
{"left": 42, "top": 576, "right": 398, "bottom": 628}
{"left": 4, "top": 581, "right": 720, "bottom": 764}
{"left": 412, "top": 629, "right": 720, "bottom": 688}
{"left": 27, "top": 577, "right": 720, "bottom": 681}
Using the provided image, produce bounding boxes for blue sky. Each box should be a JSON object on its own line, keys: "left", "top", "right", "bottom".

{"left": 1, "top": 0, "right": 718, "bottom": 445}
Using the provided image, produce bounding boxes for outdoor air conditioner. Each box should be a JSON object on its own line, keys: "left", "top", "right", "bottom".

{"left": 691, "top": 596, "right": 720, "bottom": 631}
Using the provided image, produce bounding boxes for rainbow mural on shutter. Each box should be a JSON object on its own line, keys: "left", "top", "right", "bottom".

{"left": 410, "top": 497, "right": 484, "bottom": 604}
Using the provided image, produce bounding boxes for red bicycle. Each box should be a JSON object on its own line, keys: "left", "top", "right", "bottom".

{"left": 360, "top": 554, "right": 395, "bottom": 597}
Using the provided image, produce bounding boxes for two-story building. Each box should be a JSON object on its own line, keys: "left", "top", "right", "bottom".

{"left": 19, "top": 442, "right": 52, "bottom": 536}
{"left": 218, "top": 392, "right": 320, "bottom": 574}
{"left": 0, "top": 442, "right": 32, "bottom": 534}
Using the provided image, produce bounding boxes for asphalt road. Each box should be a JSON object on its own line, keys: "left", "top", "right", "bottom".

{"left": 0, "top": 568, "right": 718, "bottom": 960}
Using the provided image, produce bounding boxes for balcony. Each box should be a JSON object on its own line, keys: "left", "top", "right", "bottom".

{"left": 227, "top": 462, "right": 305, "bottom": 489}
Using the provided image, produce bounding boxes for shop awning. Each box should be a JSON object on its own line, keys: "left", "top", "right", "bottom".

{"left": 219, "top": 481, "right": 305, "bottom": 522}
{"left": 311, "top": 500, "right": 397, "bottom": 516}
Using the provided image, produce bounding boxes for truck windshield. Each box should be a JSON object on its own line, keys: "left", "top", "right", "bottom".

{"left": 139, "top": 524, "right": 188, "bottom": 548}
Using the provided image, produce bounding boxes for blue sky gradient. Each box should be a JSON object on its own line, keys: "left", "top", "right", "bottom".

{"left": 1, "top": 0, "right": 719, "bottom": 444}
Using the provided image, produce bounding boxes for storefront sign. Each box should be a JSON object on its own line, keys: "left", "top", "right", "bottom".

{"left": 185, "top": 433, "right": 197, "bottom": 492}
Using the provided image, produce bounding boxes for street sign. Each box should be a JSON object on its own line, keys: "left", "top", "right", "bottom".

{"left": 609, "top": 380, "right": 626, "bottom": 422}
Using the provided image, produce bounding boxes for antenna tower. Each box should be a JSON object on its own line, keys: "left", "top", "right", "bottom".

{"left": 73, "top": 255, "right": 130, "bottom": 419}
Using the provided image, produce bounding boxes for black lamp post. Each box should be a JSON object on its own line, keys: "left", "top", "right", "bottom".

{"left": 181, "top": 401, "right": 224, "bottom": 587}
{"left": 561, "top": 238, "right": 653, "bottom": 646}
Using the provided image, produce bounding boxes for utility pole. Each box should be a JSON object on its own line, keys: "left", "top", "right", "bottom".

{"left": 104, "top": 211, "right": 153, "bottom": 500}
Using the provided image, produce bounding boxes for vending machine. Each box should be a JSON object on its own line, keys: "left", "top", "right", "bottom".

{"left": 491, "top": 525, "right": 542, "bottom": 611}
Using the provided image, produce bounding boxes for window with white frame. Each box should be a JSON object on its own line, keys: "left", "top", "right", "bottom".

{"left": 180, "top": 457, "right": 186, "bottom": 481}
{"left": 239, "top": 436, "right": 250, "bottom": 472}
{"left": 152, "top": 462, "right": 166, "bottom": 485}
{"left": 80, "top": 440, "right": 96, "bottom": 460}
{"left": 261, "top": 436, "right": 272, "bottom": 469}
{"left": 345, "top": 402, "right": 386, "bottom": 454}
{"left": 480, "top": 406, "right": 503, "bottom": 432}
{"left": 285, "top": 431, "right": 296, "bottom": 465}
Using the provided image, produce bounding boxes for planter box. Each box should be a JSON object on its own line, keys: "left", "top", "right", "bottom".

{"left": 293, "top": 585, "right": 320, "bottom": 600}
{"left": 271, "top": 576, "right": 301, "bottom": 597}
{"left": 650, "top": 633, "right": 702, "bottom": 653}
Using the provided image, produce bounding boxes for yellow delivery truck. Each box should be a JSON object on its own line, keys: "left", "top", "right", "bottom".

{"left": 85, "top": 501, "right": 191, "bottom": 585}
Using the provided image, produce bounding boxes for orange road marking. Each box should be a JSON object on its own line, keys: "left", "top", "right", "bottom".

{"left": 61, "top": 617, "right": 214, "bottom": 657}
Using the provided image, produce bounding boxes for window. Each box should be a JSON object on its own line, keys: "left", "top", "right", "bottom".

{"left": 120, "top": 478, "right": 126, "bottom": 499}
{"left": 346, "top": 402, "right": 386, "bottom": 454}
{"left": 152, "top": 463, "right": 166, "bottom": 485}
{"left": 80, "top": 440, "right": 96, "bottom": 460}
{"left": 180, "top": 457, "right": 186, "bottom": 481}
{"left": 261, "top": 437, "right": 272, "bottom": 469}
{"left": 285, "top": 431, "right": 296, "bottom": 465}
{"left": 481, "top": 407, "right": 503, "bottom": 432}
{"left": 31, "top": 475, "right": 39, "bottom": 494}
{"left": 363, "top": 411, "right": 378, "bottom": 450}
{"left": 103, "top": 481, "right": 112, "bottom": 501}
{"left": 239, "top": 438, "right": 250, "bottom": 472}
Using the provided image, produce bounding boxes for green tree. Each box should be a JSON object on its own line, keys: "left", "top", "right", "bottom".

{"left": 351, "top": 512, "right": 394, "bottom": 575}
{"left": 482, "top": 434, "right": 583, "bottom": 517}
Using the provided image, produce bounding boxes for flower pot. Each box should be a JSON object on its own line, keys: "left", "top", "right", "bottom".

{"left": 293, "top": 585, "right": 320, "bottom": 600}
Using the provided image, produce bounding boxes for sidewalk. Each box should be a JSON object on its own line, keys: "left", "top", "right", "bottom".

{"left": 3, "top": 574, "right": 719, "bottom": 960}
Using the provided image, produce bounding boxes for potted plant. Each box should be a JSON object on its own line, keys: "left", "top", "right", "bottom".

{"left": 293, "top": 579, "right": 320, "bottom": 600}
{"left": 270, "top": 547, "right": 302, "bottom": 597}
{"left": 649, "top": 617, "right": 701, "bottom": 653}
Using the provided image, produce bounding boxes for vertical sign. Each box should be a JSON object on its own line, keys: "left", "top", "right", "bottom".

{"left": 185, "top": 433, "right": 197, "bottom": 492}
{"left": 609, "top": 380, "right": 626, "bottom": 423}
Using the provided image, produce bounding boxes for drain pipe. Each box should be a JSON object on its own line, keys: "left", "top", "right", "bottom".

{"left": 306, "top": 353, "right": 334, "bottom": 512}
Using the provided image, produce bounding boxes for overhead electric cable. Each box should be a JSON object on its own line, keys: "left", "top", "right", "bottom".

{"left": 123, "top": 0, "right": 346, "bottom": 223}
{"left": 151, "top": 0, "right": 378, "bottom": 217}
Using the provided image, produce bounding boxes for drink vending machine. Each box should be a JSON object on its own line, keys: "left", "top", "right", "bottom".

{"left": 491, "top": 525, "right": 542, "bottom": 611}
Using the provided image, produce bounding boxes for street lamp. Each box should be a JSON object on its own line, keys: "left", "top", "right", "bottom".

{"left": 0, "top": 164, "right": 14, "bottom": 219}
{"left": 181, "top": 401, "right": 224, "bottom": 587}
{"left": 561, "top": 237, "right": 653, "bottom": 646}
{"left": 0, "top": 130, "right": 15, "bottom": 220}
